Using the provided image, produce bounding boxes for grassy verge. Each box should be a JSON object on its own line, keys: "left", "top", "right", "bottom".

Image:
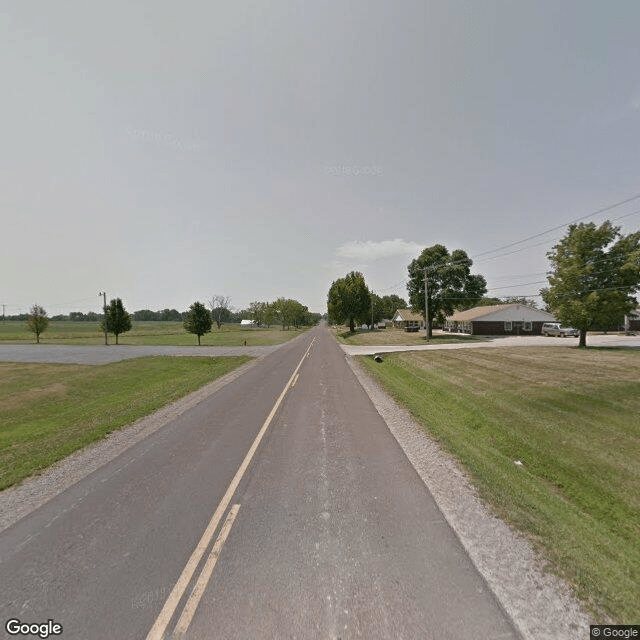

{"left": 0, "top": 321, "right": 308, "bottom": 346}
{"left": 333, "top": 326, "right": 488, "bottom": 346}
{"left": 359, "top": 347, "right": 639, "bottom": 622}
{"left": 0, "top": 356, "right": 250, "bottom": 490}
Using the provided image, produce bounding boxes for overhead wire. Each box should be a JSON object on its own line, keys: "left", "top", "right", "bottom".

{"left": 374, "top": 192, "right": 640, "bottom": 294}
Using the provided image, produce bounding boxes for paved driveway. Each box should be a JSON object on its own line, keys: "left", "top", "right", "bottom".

{"left": 340, "top": 332, "right": 640, "bottom": 355}
{"left": 0, "top": 344, "right": 281, "bottom": 364}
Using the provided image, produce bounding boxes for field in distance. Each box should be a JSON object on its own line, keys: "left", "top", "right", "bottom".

{"left": 0, "top": 356, "right": 250, "bottom": 490}
{"left": 333, "top": 325, "right": 488, "bottom": 346}
{"left": 360, "top": 346, "right": 640, "bottom": 623}
{"left": 0, "top": 321, "right": 309, "bottom": 346}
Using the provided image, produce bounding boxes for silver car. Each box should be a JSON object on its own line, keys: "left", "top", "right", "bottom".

{"left": 542, "top": 322, "right": 579, "bottom": 337}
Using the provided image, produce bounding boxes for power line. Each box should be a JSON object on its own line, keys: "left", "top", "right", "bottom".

{"left": 373, "top": 192, "right": 640, "bottom": 295}
{"left": 488, "top": 280, "right": 548, "bottom": 291}
{"left": 475, "top": 207, "right": 640, "bottom": 267}
{"left": 442, "top": 283, "right": 640, "bottom": 301}
{"left": 421, "top": 192, "right": 640, "bottom": 275}
{"left": 472, "top": 193, "right": 640, "bottom": 260}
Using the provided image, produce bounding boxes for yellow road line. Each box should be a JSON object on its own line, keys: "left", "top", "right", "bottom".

{"left": 145, "top": 336, "right": 316, "bottom": 640}
{"left": 173, "top": 504, "right": 241, "bottom": 637}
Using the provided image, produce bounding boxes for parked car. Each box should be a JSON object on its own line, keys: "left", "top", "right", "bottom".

{"left": 541, "top": 322, "right": 579, "bottom": 337}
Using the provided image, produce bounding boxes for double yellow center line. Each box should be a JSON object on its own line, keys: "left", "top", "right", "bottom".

{"left": 145, "top": 336, "right": 316, "bottom": 640}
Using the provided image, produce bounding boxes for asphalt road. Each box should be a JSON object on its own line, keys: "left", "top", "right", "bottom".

{"left": 0, "top": 325, "right": 521, "bottom": 639}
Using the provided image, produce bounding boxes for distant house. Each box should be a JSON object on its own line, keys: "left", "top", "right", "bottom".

{"left": 444, "top": 304, "right": 556, "bottom": 336}
{"left": 240, "top": 319, "right": 255, "bottom": 326}
{"left": 628, "top": 308, "right": 640, "bottom": 332}
{"left": 392, "top": 309, "right": 425, "bottom": 331}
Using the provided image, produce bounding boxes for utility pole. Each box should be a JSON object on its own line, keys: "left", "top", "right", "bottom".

{"left": 424, "top": 266, "right": 430, "bottom": 340}
{"left": 98, "top": 292, "right": 108, "bottom": 345}
{"left": 371, "top": 291, "right": 374, "bottom": 330}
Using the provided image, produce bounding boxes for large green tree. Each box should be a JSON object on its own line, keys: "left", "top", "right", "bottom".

{"left": 407, "top": 245, "right": 487, "bottom": 338}
{"left": 101, "top": 298, "right": 132, "bottom": 344}
{"left": 26, "top": 304, "right": 49, "bottom": 343}
{"left": 183, "top": 301, "right": 212, "bottom": 345}
{"left": 327, "top": 271, "right": 371, "bottom": 332}
{"left": 541, "top": 221, "right": 640, "bottom": 347}
{"left": 380, "top": 294, "right": 407, "bottom": 320}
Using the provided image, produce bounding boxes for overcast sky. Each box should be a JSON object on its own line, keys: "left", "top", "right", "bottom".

{"left": 2, "top": 1, "right": 640, "bottom": 315}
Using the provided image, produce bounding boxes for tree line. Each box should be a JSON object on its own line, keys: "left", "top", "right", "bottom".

{"left": 328, "top": 220, "right": 640, "bottom": 346}
{"left": 19, "top": 295, "right": 321, "bottom": 344}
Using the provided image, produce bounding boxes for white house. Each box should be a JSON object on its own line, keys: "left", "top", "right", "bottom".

{"left": 392, "top": 309, "right": 426, "bottom": 331}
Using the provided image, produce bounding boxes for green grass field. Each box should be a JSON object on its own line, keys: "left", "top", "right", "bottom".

{"left": 360, "top": 347, "right": 640, "bottom": 623}
{"left": 334, "top": 326, "right": 488, "bottom": 346}
{"left": 0, "top": 320, "right": 308, "bottom": 346}
{"left": 0, "top": 356, "right": 250, "bottom": 490}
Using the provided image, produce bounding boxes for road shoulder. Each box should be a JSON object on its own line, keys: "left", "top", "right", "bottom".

{"left": 346, "top": 353, "right": 593, "bottom": 640}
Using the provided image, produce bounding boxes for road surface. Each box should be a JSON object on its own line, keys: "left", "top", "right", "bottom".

{"left": 0, "top": 325, "right": 521, "bottom": 639}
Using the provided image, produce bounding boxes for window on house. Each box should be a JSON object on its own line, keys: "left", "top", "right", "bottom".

{"left": 504, "top": 321, "right": 512, "bottom": 332}
{"left": 524, "top": 321, "right": 532, "bottom": 331}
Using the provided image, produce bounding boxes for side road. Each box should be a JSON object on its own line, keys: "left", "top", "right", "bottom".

{"left": 341, "top": 332, "right": 640, "bottom": 355}
{"left": 0, "top": 343, "right": 280, "bottom": 364}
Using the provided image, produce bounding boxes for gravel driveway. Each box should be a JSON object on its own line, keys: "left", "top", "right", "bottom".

{"left": 341, "top": 332, "right": 640, "bottom": 355}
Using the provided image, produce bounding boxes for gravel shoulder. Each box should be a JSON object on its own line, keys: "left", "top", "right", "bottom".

{"left": 346, "top": 354, "right": 594, "bottom": 640}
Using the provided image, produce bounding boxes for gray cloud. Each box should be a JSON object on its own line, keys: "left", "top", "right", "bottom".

{"left": 336, "top": 239, "right": 424, "bottom": 261}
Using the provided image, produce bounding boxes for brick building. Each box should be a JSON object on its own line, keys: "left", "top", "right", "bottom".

{"left": 444, "top": 304, "right": 556, "bottom": 336}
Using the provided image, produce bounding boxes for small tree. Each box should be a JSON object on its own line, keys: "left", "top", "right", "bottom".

{"left": 209, "top": 295, "right": 232, "bottom": 329}
{"left": 27, "top": 304, "right": 49, "bottom": 343}
{"left": 263, "top": 302, "right": 275, "bottom": 328}
{"left": 542, "top": 221, "right": 640, "bottom": 347}
{"left": 184, "top": 301, "right": 212, "bottom": 345}
{"left": 249, "top": 301, "right": 266, "bottom": 326}
{"left": 101, "top": 298, "right": 132, "bottom": 344}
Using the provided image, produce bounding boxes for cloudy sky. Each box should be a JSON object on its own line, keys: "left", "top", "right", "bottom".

{"left": 2, "top": 1, "right": 640, "bottom": 315}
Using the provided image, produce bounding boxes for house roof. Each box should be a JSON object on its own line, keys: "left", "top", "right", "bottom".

{"left": 447, "top": 303, "right": 555, "bottom": 322}
{"left": 393, "top": 309, "right": 424, "bottom": 322}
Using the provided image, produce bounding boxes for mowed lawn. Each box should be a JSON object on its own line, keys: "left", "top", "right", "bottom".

{"left": 334, "top": 326, "right": 488, "bottom": 346}
{"left": 0, "top": 356, "right": 250, "bottom": 490}
{"left": 0, "top": 320, "right": 307, "bottom": 346}
{"left": 360, "top": 347, "right": 640, "bottom": 623}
